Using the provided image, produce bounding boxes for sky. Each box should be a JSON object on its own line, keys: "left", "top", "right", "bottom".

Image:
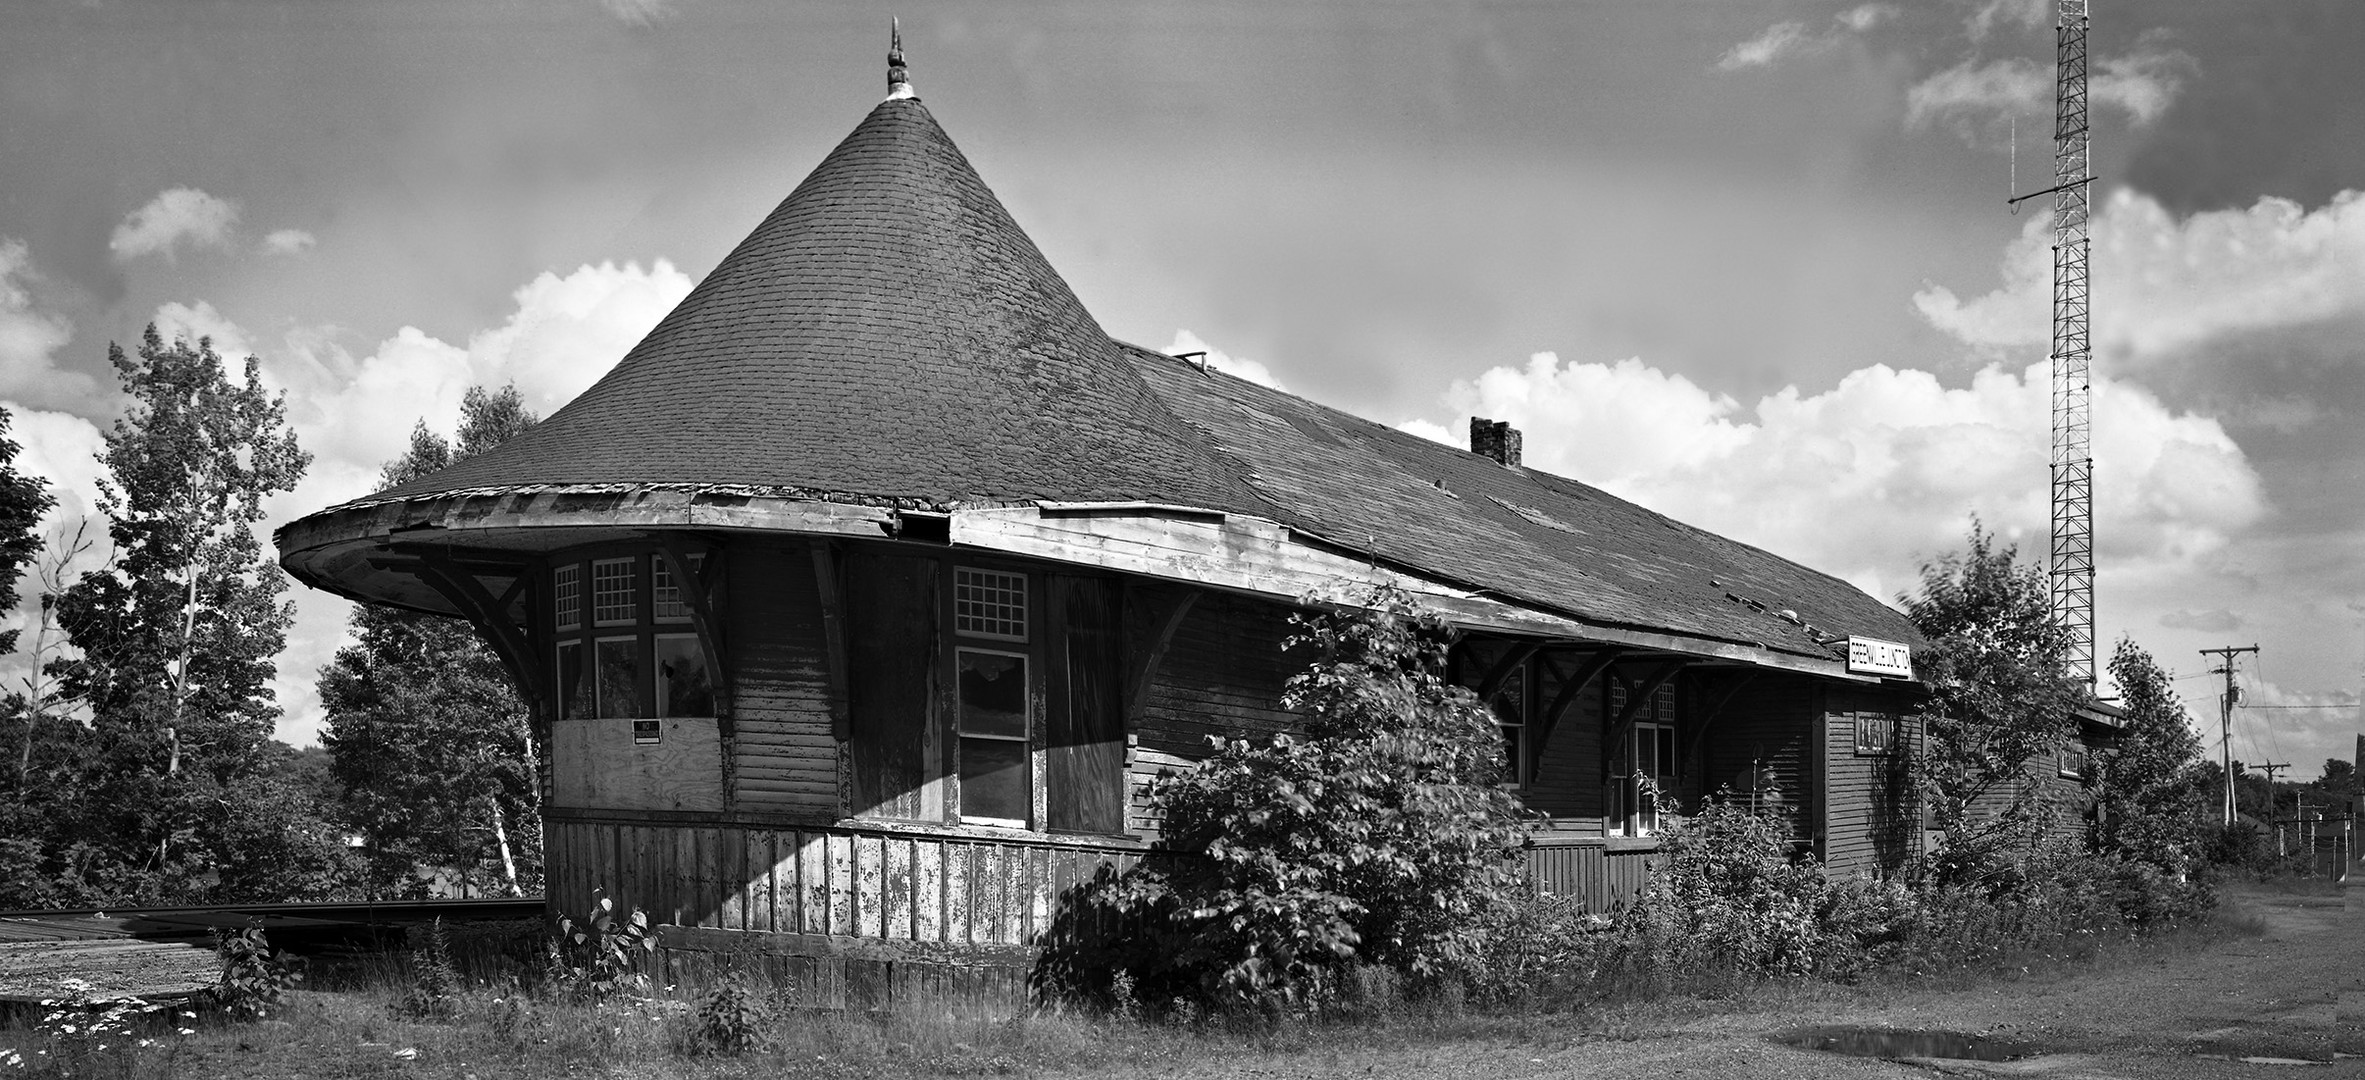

{"left": 0, "top": 0, "right": 2358, "bottom": 780}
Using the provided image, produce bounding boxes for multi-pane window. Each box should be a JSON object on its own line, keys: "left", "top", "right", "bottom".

{"left": 2058, "top": 742, "right": 2090, "bottom": 782}
{"left": 955, "top": 568, "right": 1027, "bottom": 641}
{"left": 953, "top": 566, "right": 1030, "bottom": 825}
{"left": 956, "top": 647, "right": 1030, "bottom": 826}
{"left": 1608, "top": 679, "right": 1680, "bottom": 837}
{"left": 554, "top": 564, "right": 582, "bottom": 631}
{"left": 653, "top": 554, "right": 704, "bottom": 623}
{"left": 592, "top": 558, "right": 636, "bottom": 626}
{"left": 552, "top": 550, "right": 716, "bottom": 724}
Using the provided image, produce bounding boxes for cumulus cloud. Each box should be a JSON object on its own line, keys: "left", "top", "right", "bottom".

{"left": 1166, "top": 329, "right": 1286, "bottom": 391}
{"left": 0, "top": 240, "right": 97, "bottom": 410}
{"left": 599, "top": 0, "right": 675, "bottom": 25}
{"left": 1716, "top": 6, "right": 1895, "bottom": 72}
{"left": 261, "top": 229, "right": 316, "bottom": 256}
{"left": 1405, "top": 352, "right": 2261, "bottom": 607}
{"left": 153, "top": 299, "right": 258, "bottom": 365}
{"left": 150, "top": 260, "right": 694, "bottom": 744}
{"left": 108, "top": 188, "right": 240, "bottom": 261}
{"left": 1914, "top": 188, "right": 2365, "bottom": 362}
{"left": 1907, "top": 42, "right": 2196, "bottom": 134}
{"left": 1967, "top": 0, "right": 2049, "bottom": 41}
{"left": 2160, "top": 608, "right": 2242, "bottom": 633}
{"left": 1718, "top": 22, "right": 1816, "bottom": 71}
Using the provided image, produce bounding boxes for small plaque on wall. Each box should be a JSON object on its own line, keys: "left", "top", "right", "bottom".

{"left": 632, "top": 719, "right": 662, "bottom": 745}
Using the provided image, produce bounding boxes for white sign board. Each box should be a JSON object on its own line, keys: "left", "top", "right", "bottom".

{"left": 1846, "top": 636, "right": 1914, "bottom": 679}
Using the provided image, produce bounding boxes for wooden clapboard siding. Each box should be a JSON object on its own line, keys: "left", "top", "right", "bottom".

{"left": 1126, "top": 591, "right": 1297, "bottom": 838}
{"left": 1703, "top": 674, "right": 1818, "bottom": 842}
{"left": 1523, "top": 837, "right": 1655, "bottom": 911}
{"left": 726, "top": 541, "right": 840, "bottom": 817}
{"left": 1821, "top": 687, "right": 1918, "bottom": 876}
{"left": 1133, "top": 591, "right": 1297, "bottom": 756}
{"left": 844, "top": 550, "right": 938, "bottom": 821}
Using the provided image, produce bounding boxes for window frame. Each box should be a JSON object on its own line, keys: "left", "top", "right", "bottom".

{"left": 1608, "top": 677, "right": 1682, "bottom": 838}
{"left": 953, "top": 643, "right": 1033, "bottom": 828}
{"left": 545, "top": 547, "right": 718, "bottom": 726}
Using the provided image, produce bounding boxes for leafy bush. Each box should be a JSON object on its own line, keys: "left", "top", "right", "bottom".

{"left": 210, "top": 926, "right": 303, "bottom": 1020}
{"left": 395, "top": 916, "right": 462, "bottom": 1020}
{"left": 681, "top": 977, "right": 771, "bottom": 1056}
{"left": 546, "top": 889, "right": 654, "bottom": 1003}
{"left": 1040, "top": 586, "right": 1527, "bottom": 1013}
{"left": 1468, "top": 891, "right": 1609, "bottom": 1005}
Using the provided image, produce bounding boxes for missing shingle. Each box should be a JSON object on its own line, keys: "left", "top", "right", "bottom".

{"left": 1489, "top": 496, "right": 1578, "bottom": 534}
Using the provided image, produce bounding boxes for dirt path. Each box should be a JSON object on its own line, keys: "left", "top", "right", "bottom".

{"left": 1098, "top": 882, "right": 2365, "bottom": 1079}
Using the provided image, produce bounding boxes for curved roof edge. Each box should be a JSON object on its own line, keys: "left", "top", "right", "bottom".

{"left": 279, "top": 485, "right": 1889, "bottom": 683}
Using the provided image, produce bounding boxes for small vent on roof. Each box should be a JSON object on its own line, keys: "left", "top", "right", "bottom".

{"left": 1470, "top": 417, "right": 1522, "bottom": 468}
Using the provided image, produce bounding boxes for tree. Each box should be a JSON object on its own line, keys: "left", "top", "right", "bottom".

{"left": 0, "top": 405, "right": 62, "bottom": 905}
{"left": 1900, "top": 521, "right": 2090, "bottom": 888}
{"left": 0, "top": 406, "right": 52, "bottom": 657}
{"left": 43, "top": 326, "right": 321, "bottom": 902}
{"left": 2094, "top": 638, "right": 2205, "bottom": 873}
{"left": 1051, "top": 586, "right": 1528, "bottom": 1010}
{"left": 321, "top": 385, "right": 543, "bottom": 898}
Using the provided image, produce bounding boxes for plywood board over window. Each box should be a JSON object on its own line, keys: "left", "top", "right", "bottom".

{"left": 845, "top": 551, "right": 938, "bottom": 821}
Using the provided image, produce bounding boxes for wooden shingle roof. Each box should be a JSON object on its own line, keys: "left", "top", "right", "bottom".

{"left": 1120, "top": 344, "right": 1923, "bottom": 657}
{"left": 288, "top": 84, "right": 1922, "bottom": 664}
{"left": 369, "top": 95, "right": 1261, "bottom": 512}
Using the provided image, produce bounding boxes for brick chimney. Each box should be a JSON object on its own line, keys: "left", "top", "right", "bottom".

{"left": 1470, "top": 417, "right": 1522, "bottom": 468}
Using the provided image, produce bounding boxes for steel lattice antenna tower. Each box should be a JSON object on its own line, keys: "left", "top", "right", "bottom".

{"left": 2014, "top": 0, "right": 2096, "bottom": 685}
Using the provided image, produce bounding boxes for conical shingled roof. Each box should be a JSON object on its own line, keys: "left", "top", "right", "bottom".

{"left": 369, "top": 96, "right": 1261, "bottom": 512}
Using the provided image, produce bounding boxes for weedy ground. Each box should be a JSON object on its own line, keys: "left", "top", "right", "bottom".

{"left": 0, "top": 883, "right": 2310, "bottom": 1080}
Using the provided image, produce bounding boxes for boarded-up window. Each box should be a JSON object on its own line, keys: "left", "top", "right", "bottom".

{"left": 1048, "top": 576, "right": 1123, "bottom": 833}
{"left": 846, "top": 551, "right": 938, "bottom": 820}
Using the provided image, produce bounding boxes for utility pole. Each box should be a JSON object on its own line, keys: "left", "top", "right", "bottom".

{"left": 2202, "top": 644, "right": 2259, "bottom": 825}
{"left": 2258, "top": 761, "right": 2291, "bottom": 854}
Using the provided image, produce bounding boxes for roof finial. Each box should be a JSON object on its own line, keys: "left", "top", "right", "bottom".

{"left": 887, "top": 17, "right": 914, "bottom": 100}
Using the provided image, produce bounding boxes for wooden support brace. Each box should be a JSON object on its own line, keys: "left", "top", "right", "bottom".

{"left": 411, "top": 556, "right": 544, "bottom": 708}
{"left": 1532, "top": 649, "right": 1623, "bottom": 755}
{"left": 1604, "top": 660, "right": 1690, "bottom": 759}
{"left": 655, "top": 537, "right": 732, "bottom": 719}
{"left": 1125, "top": 588, "right": 1200, "bottom": 727}
{"left": 810, "top": 541, "right": 853, "bottom": 742}
{"left": 1474, "top": 639, "right": 1542, "bottom": 702}
{"left": 1682, "top": 671, "right": 1761, "bottom": 762}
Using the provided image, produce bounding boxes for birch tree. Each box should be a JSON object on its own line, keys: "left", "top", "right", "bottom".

{"left": 51, "top": 327, "right": 314, "bottom": 899}
{"left": 322, "top": 385, "right": 542, "bottom": 897}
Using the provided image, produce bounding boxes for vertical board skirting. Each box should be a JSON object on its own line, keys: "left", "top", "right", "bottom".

{"left": 1523, "top": 840, "right": 1657, "bottom": 912}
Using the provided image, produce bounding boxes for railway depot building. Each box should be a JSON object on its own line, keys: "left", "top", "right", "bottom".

{"left": 275, "top": 51, "right": 1933, "bottom": 1005}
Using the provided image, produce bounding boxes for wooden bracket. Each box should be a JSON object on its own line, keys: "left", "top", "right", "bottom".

{"left": 655, "top": 537, "right": 732, "bottom": 720}
{"left": 1125, "top": 588, "right": 1200, "bottom": 727}
{"left": 1531, "top": 649, "right": 1623, "bottom": 756}
{"left": 810, "top": 541, "right": 853, "bottom": 741}
{"left": 1473, "top": 640, "right": 1542, "bottom": 702}
{"left": 1604, "top": 660, "right": 1690, "bottom": 761}
{"left": 410, "top": 554, "right": 545, "bottom": 709}
{"left": 1682, "top": 671, "right": 1761, "bottom": 762}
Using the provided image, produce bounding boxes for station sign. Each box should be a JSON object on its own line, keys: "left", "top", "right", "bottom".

{"left": 1846, "top": 636, "right": 1914, "bottom": 679}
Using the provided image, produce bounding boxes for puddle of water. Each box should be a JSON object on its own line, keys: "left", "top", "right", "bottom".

{"left": 1774, "top": 1026, "right": 2035, "bottom": 1062}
